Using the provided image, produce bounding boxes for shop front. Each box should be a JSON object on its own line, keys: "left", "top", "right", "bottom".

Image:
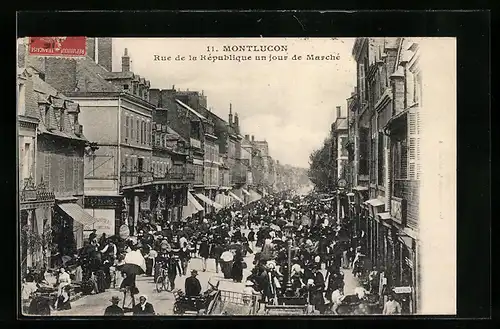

{"left": 83, "top": 194, "right": 124, "bottom": 237}
{"left": 394, "top": 231, "right": 418, "bottom": 314}
{"left": 54, "top": 199, "right": 100, "bottom": 265}
{"left": 19, "top": 179, "right": 55, "bottom": 272}
{"left": 364, "top": 198, "right": 385, "bottom": 268}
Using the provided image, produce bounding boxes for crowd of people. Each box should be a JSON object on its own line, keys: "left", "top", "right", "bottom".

{"left": 22, "top": 189, "right": 402, "bottom": 316}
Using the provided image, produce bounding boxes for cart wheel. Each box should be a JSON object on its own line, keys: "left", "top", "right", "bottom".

{"left": 156, "top": 276, "right": 166, "bottom": 293}
{"left": 173, "top": 303, "right": 182, "bottom": 314}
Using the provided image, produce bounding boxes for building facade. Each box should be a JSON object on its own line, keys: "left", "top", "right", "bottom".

{"left": 350, "top": 37, "right": 422, "bottom": 313}
{"left": 18, "top": 65, "right": 92, "bottom": 271}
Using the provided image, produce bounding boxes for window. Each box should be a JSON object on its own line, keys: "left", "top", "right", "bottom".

{"left": 358, "top": 63, "right": 366, "bottom": 105}
{"left": 370, "top": 138, "right": 377, "bottom": 184}
{"left": 18, "top": 83, "right": 25, "bottom": 115}
{"left": 23, "top": 143, "right": 31, "bottom": 180}
{"left": 393, "top": 137, "right": 408, "bottom": 198}
{"left": 123, "top": 84, "right": 129, "bottom": 91}
{"left": 377, "top": 132, "right": 385, "bottom": 186}
{"left": 414, "top": 71, "right": 422, "bottom": 105}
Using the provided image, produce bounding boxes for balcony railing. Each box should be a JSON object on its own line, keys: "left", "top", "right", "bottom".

{"left": 19, "top": 177, "right": 55, "bottom": 203}
{"left": 190, "top": 138, "right": 202, "bottom": 149}
{"left": 155, "top": 171, "right": 195, "bottom": 181}
{"left": 120, "top": 171, "right": 154, "bottom": 187}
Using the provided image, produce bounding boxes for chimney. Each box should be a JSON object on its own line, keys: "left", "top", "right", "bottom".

{"left": 228, "top": 103, "right": 233, "bottom": 125}
{"left": 201, "top": 90, "right": 204, "bottom": 96}
{"left": 122, "top": 48, "right": 130, "bottom": 72}
{"left": 251, "top": 135, "right": 255, "bottom": 142}
{"left": 336, "top": 106, "right": 342, "bottom": 118}
{"left": 97, "top": 37, "right": 112, "bottom": 71}
{"left": 245, "top": 134, "right": 249, "bottom": 140}
{"left": 172, "top": 85, "right": 175, "bottom": 90}
{"left": 234, "top": 112, "right": 239, "bottom": 127}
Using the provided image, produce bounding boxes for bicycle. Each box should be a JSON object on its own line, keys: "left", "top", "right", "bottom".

{"left": 155, "top": 265, "right": 172, "bottom": 293}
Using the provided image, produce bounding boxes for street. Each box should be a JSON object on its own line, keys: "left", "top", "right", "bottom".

{"left": 52, "top": 229, "right": 361, "bottom": 316}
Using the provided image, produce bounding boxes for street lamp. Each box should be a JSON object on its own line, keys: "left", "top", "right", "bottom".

{"left": 284, "top": 238, "right": 294, "bottom": 298}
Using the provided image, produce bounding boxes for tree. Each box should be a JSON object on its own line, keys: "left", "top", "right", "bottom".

{"left": 308, "top": 137, "right": 336, "bottom": 191}
{"left": 20, "top": 223, "right": 53, "bottom": 271}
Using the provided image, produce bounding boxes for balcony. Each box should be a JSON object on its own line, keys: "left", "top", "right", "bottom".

{"left": 19, "top": 177, "right": 55, "bottom": 205}
{"left": 120, "top": 171, "right": 154, "bottom": 187}
{"left": 190, "top": 138, "right": 202, "bottom": 149}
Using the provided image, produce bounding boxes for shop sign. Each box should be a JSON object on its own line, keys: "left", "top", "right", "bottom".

{"left": 84, "top": 196, "right": 122, "bottom": 209}
{"left": 119, "top": 224, "right": 130, "bottom": 239}
{"left": 393, "top": 286, "right": 412, "bottom": 294}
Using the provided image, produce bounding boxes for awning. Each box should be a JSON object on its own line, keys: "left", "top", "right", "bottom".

{"left": 57, "top": 202, "right": 99, "bottom": 228}
{"left": 195, "top": 193, "right": 223, "bottom": 210}
{"left": 188, "top": 192, "right": 204, "bottom": 212}
{"left": 364, "top": 198, "right": 385, "bottom": 207}
{"left": 249, "top": 189, "right": 262, "bottom": 203}
{"left": 182, "top": 192, "right": 204, "bottom": 219}
{"left": 228, "top": 191, "right": 244, "bottom": 203}
{"left": 353, "top": 186, "right": 369, "bottom": 191}
{"left": 377, "top": 212, "right": 391, "bottom": 220}
{"left": 242, "top": 188, "right": 251, "bottom": 196}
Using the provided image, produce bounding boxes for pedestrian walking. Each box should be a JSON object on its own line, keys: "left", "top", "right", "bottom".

{"left": 104, "top": 296, "right": 124, "bottom": 316}
{"left": 184, "top": 270, "right": 202, "bottom": 297}
{"left": 383, "top": 294, "right": 402, "bottom": 315}
{"left": 198, "top": 236, "right": 210, "bottom": 272}
{"left": 179, "top": 242, "right": 191, "bottom": 276}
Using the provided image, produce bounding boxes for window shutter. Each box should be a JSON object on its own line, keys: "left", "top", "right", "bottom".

{"left": 125, "top": 116, "right": 129, "bottom": 138}
{"left": 407, "top": 109, "right": 420, "bottom": 180}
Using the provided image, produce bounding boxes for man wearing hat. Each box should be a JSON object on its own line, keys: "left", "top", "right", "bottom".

{"left": 185, "top": 270, "right": 202, "bottom": 298}
{"left": 104, "top": 296, "right": 124, "bottom": 316}
{"left": 132, "top": 294, "right": 156, "bottom": 315}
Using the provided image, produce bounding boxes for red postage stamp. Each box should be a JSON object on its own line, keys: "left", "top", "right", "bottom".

{"left": 28, "top": 37, "right": 86, "bottom": 57}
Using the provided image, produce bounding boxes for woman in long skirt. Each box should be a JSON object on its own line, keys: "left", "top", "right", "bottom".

{"left": 231, "top": 249, "right": 244, "bottom": 283}
{"left": 120, "top": 272, "right": 137, "bottom": 311}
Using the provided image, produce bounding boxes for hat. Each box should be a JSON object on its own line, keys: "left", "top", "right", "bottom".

{"left": 307, "top": 279, "right": 314, "bottom": 285}
{"left": 245, "top": 281, "right": 254, "bottom": 286}
{"left": 110, "top": 296, "right": 120, "bottom": 302}
{"left": 139, "top": 294, "right": 148, "bottom": 300}
{"left": 191, "top": 269, "right": 198, "bottom": 275}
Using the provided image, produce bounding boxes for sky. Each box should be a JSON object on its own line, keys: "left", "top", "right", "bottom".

{"left": 111, "top": 38, "right": 356, "bottom": 168}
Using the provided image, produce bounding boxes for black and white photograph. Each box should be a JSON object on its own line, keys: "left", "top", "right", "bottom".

{"left": 17, "top": 36, "right": 456, "bottom": 317}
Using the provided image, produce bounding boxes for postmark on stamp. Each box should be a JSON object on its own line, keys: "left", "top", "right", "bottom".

{"left": 28, "top": 37, "right": 86, "bottom": 57}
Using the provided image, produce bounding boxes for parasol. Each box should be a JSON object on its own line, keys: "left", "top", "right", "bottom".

{"left": 117, "top": 263, "right": 144, "bottom": 276}
{"left": 61, "top": 255, "right": 72, "bottom": 265}
{"left": 221, "top": 251, "right": 234, "bottom": 262}
{"left": 124, "top": 250, "right": 147, "bottom": 271}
